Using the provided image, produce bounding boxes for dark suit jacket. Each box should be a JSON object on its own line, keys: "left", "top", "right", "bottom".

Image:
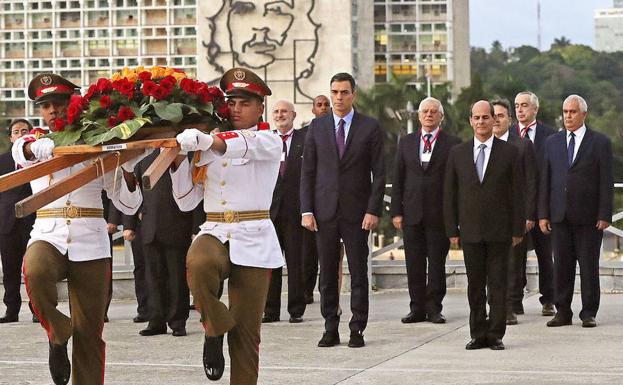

{"left": 0, "top": 152, "right": 34, "bottom": 235}
{"left": 507, "top": 135, "right": 538, "bottom": 221}
{"left": 538, "top": 127, "right": 613, "bottom": 225}
{"left": 390, "top": 130, "right": 461, "bottom": 229}
{"left": 444, "top": 137, "right": 524, "bottom": 243}
{"left": 271, "top": 127, "right": 307, "bottom": 221}
{"left": 132, "top": 150, "right": 193, "bottom": 247}
{"left": 300, "top": 111, "right": 385, "bottom": 223}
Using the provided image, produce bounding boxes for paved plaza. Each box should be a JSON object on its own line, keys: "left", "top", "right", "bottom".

{"left": 0, "top": 290, "right": 622, "bottom": 384}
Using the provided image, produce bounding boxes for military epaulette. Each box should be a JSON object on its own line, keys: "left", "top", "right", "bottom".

{"left": 258, "top": 122, "right": 270, "bottom": 131}
{"left": 215, "top": 131, "right": 239, "bottom": 141}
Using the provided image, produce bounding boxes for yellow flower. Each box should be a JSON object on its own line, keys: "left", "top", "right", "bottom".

{"left": 150, "top": 66, "right": 166, "bottom": 79}
{"left": 172, "top": 72, "right": 186, "bottom": 82}
{"left": 111, "top": 72, "right": 122, "bottom": 81}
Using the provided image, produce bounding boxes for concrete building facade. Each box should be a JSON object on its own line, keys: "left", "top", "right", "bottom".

{"left": 595, "top": 6, "right": 623, "bottom": 52}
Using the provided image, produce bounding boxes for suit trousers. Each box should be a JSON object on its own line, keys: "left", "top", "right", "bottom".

{"left": 130, "top": 224, "right": 148, "bottom": 317}
{"left": 551, "top": 220, "right": 603, "bottom": 320}
{"left": 265, "top": 211, "right": 306, "bottom": 318}
{"left": 186, "top": 234, "right": 271, "bottom": 385}
{"left": 143, "top": 240, "right": 189, "bottom": 330}
{"left": 402, "top": 224, "right": 449, "bottom": 316}
{"left": 506, "top": 237, "right": 528, "bottom": 310}
{"left": 23, "top": 241, "right": 110, "bottom": 385}
{"left": 529, "top": 226, "right": 554, "bottom": 304}
{"left": 303, "top": 228, "right": 319, "bottom": 300}
{"left": 462, "top": 241, "right": 510, "bottom": 341}
{"left": 0, "top": 218, "right": 31, "bottom": 315}
{"left": 316, "top": 218, "right": 369, "bottom": 333}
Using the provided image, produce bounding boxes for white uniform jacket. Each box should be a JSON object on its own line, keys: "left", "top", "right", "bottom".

{"left": 12, "top": 135, "right": 142, "bottom": 261}
{"left": 170, "top": 126, "right": 284, "bottom": 269}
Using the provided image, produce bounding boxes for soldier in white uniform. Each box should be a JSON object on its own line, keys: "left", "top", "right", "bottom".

{"left": 170, "top": 68, "right": 282, "bottom": 384}
{"left": 13, "top": 73, "right": 145, "bottom": 385}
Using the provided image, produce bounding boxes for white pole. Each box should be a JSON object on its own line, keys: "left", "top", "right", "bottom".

{"left": 406, "top": 100, "right": 414, "bottom": 134}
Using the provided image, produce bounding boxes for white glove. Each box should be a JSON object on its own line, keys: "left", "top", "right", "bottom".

{"left": 176, "top": 129, "right": 214, "bottom": 154}
{"left": 121, "top": 148, "right": 154, "bottom": 172}
{"left": 30, "top": 138, "right": 55, "bottom": 161}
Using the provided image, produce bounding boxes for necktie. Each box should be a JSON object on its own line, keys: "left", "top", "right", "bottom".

{"left": 423, "top": 133, "right": 433, "bottom": 153}
{"left": 279, "top": 133, "right": 291, "bottom": 177}
{"left": 476, "top": 143, "right": 486, "bottom": 182}
{"left": 567, "top": 132, "right": 575, "bottom": 167}
{"left": 336, "top": 119, "right": 346, "bottom": 158}
{"left": 521, "top": 122, "right": 536, "bottom": 141}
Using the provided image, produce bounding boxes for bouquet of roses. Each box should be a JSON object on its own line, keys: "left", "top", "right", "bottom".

{"left": 46, "top": 66, "right": 230, "bottom": 146}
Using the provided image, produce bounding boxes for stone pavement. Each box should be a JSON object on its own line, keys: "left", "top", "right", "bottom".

{"left": 0, "top": 290, "right": 622, "bottom": 384}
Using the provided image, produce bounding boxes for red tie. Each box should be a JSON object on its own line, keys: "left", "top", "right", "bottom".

{"left": 279, "top": 133, "right": 291, "bottom": 177}
{"left": 520, "top": 122, "right": 536, "bottom": 139}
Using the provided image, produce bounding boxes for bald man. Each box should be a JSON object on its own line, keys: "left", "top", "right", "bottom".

{"left": 263, "top": 100, "right": 309, "bottom": 323}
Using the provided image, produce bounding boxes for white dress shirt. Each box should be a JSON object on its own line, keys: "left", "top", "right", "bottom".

{"left": 473, "top": 135, "right": 495, "bottom": 177}
{"left": 518, "top": 120, "right": 537, "bottom": 143}
{"left": 275, "top": 127, "right": 294, "bottom": 159}
{"left": 333, "top": 109, "right": 354, "bottom": 140}
{"left": 170, "top": 125, "right": 284, "bottom": 269}
{"left": 419, "top": 127, "right": 440, "bottom": 163}
{"left": 566, "top": 124, "right": 586, "bottom": 163}
{"left": 499, "top": 131, "right": 510, "bottom": 142}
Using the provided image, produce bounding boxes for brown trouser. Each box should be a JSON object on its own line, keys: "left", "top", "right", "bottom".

{"left": 23, "top": 241, "right": 110, "bottom": 385}
{"left": 187, "top": 235, "right": 271, "bottom": 385}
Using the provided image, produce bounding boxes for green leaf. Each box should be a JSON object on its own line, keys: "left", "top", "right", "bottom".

{"left": 139, "top": 103, "right": 151, "bottom": 116}
{"left": 46, "top": 129, "right": 84, "bottom": 147}
{"left": 153, "top": 101, "right": 184, "bottom": 123}
{"left": 197, "top": 104, "right": 214, "bottom": 115}
{"left": 84, "top": 117, "right": 151, "bottom": 145}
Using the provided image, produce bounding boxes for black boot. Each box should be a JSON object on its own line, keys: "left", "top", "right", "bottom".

{"left": 49, "top": 341, "right": 70, "bottom": 385}
{"left": 203, "top": 335, "right": 225, "bottom": 381}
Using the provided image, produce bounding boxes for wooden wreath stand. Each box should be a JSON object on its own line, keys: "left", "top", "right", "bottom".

{"left": 0, "top": 123, "right": 209, "bottom": 218}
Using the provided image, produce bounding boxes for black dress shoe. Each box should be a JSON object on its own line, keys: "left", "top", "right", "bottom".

{"left": 546, "top": 316, "right": 572, "bottom": 327}
{"left": 32, "top": 314, "right": 40, "bottom": 323}
{"left": 133, "top": 314, "right": 148, "bottom": 323}
{"left": 489, "top": 339, "right": 505, "bottom": 350}
{"left": 139, "top": 325, "right": 167, "bottom": 336}
{"left": 401, "top": 312, "right": 427, "bottom": 324}
{"left": 172, "top": 327, "right": 187, "bottom": 337}
{"left": 189, "top": 303, "right": 196, "bottom": 310}
{"left": 348, "top": 331, "right": 365, "bottom": 348}
{"left": 49, "top": 341, "right": 70, "bottom": 385}
{"left": 427, "top": 313, "right": 446, "bottom": 324}
{"left": 0, "top": 314, "right": 18, "bottom": 323}
{"left": 506, "top": 312, "right": 518, "bottom": 325}
{"left": 513, "top": 303, "right": 524, "bottom": 315}
{"left": 465, "top": 339, "right": 488, "bottom": 350}
{"left": 289, "top": 316, "right": 303, "bottom": 323}
{"left": 542, "top": 303, "right": 556, "bottom": 316}
{"left": 317, "top": 331, "right": 340, "bottom": 347}
{"left": 203, "top": 335, "right": 225, "bottom": 381}
{"left": 261, "top": 315, "right": 279, "bottom": 323}
{"left": 581, "top": 317, "right": 597, "bottom": 328}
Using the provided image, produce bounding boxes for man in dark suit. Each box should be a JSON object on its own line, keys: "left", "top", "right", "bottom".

{"left": 119, "top": 209, "right": 149, "bottom": 323}
{"left": 301, "top": 72, "right": 385, "bottom": 348}
{"left": 491, "top": 98, "right": 538, "bottom": 325}
{"left": 391, "top": 97, "right": 460, "bottom": 325}
{"left": 134, "top": 150, "right": 192, "bottom": 337}
{"left": 510, "top": 91, "right": 556, "bottom": 316}
{"left": 263, "top": 100, "right": 307, "bottom": 323}
{"left": 302, "top": 95, "right": 331, "bottom": 304}
{"left": 539, "top": 94, "right": 613, "bottom": 328}
{"left": 444, "top": 100, "right": 524, "bottom": 350}
{"left": 0, "top": 119, "right": 36, "bottom": 323}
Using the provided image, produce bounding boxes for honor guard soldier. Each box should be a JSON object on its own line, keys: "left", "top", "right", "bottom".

{"left": 170, "top": 68, "right": 282, "bottom": 384}
{"left": 13, "top": 73, "right": 146, "bottom": 385}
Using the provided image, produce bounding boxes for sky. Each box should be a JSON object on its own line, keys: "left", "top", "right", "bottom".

{"left": 470, "top": 0, "right": 615, "bottom": 50}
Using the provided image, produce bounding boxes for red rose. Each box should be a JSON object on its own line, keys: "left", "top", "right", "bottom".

{"left": 199, "top": 90, "right": 214, "bottom": 104}
{"left": 179, "top": 78, "right": 195, "bottom": 94}
{"left": 29, "top": 127, "right": 47, "bottom": 136}
{"left": 51, "top": 118, "right": 67, "bottom": 132}
{"left": 207, "top": 86, "right": 223, "bottom": 98}
{"left": 159, "top": 75, "right": 176, "bottom": 91}
{"left": 138, "top": 71, "right": 152, "bottom": 81}
{"left": 66, "top": 103, "right": 83, "bottom": 124}
{"left": 69, "top": 94, "right": 88, "bottom": 108}
{"left": 217, "top": 104, "right": 230, "bottom": 119}
{"left": 96, "top": 78, "right": 112, "bottom": 93}
{"left": 107, "top": 116, "right": 119, "bottom": 128}
{"left": 112, "top": 78, "right": 135, "bottom": 97}
{"left": 99, "top": 95, "right": 112, "bottom": 109}
{"left": 85, "top": 84, "right": 98, "bottom": 101}
{"left": 193, "top": 82, "right": 207, "bottom": 95}
{"left": 152, "top": 85, "right": 171, "bottom": 100}
{"left": 117, "top": 106, "right": 135, "bottom": 121}
{"left": 142, "top": 80, "right": 158, "bottom": 97}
